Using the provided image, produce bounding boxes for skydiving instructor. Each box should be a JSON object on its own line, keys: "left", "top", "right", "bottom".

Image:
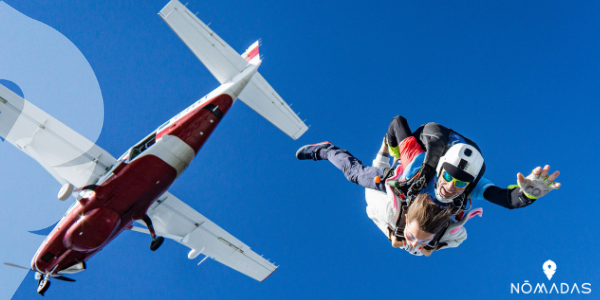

{"left": 296, "top": 115, "right": 561, "bottom": 256}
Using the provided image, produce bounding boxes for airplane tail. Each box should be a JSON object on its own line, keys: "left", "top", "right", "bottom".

{"left": 241, "top": 40, "right": 261, "bottom": 65}
{"left": 159, "top": 0, "right": 308, "bottom": 139}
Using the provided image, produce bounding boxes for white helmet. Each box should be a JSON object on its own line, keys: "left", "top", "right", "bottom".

{"left": 434, "top": 143, "right": 484, "bottom": 203}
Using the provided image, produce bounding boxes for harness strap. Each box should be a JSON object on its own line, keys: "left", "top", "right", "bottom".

{"left": 423, "top": 222, "right": 450, "bottom": 251}
{"left": 381, "top": 167, "right": 396, "bottom": 181}
{"left": 387, "top": 171, "right": 424, "bottom": 200}
{"left": 393, "top": 203, "right": 408, "bottom": 239}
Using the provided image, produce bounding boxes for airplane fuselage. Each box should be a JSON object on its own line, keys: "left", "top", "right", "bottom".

{"left": 31, "top": 94, "right": 234, "bottom": 274}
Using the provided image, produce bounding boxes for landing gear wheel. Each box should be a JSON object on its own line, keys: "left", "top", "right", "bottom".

{"left": 142, "top": 215, "right": 163, "bottom": 251}
{"left": 37, "top": 278, "right": 50, "bottom": 296}
{"left": 150, "top": 236, "right": 164, "bottom": 251}
{"left": 57, "top": 183, "right": 74, "bottom": 201}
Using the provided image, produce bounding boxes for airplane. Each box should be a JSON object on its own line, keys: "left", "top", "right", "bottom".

{"left": 0, "top": 0, "right": 308, "bottom": 296}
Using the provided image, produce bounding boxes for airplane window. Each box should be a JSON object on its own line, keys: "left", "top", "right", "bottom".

{"left": 129, "top": 148, "right": 141, "bottom": 161}
{"left": 157, "top": 121, "right": 170, "bottom": 132}
{"left": 145, "top": 138, "right": 155, "bottom": 149}
{"left": 129, "top": 132, "right": 157, "bottom": 161}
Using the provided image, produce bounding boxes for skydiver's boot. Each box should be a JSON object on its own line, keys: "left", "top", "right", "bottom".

{"left": 142, "top": 215, "right": 164, "bottom": 251}
{"left": 295, "top": 142, "right": 332, "bottom": 161}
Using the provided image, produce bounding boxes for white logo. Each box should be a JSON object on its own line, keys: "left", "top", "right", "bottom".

{"left": 543, "top": 260, "right": 557, "bottom": 280}
{"left": 510, "top": 259, "right": 592, "bottom": 295}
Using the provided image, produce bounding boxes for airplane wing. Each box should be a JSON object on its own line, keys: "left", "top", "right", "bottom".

{"left": 159, "top": 0, "right": 308, "bottom": 139}
{"left": 0, "top": 84, "right": 116, "bottom": 188}
{"left": 134, "top": 191, "right": 277, "bottom": 281}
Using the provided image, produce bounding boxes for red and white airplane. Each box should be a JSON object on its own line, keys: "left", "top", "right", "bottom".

{"left": 0, "top": 0, "right": 307, "bottom": 295}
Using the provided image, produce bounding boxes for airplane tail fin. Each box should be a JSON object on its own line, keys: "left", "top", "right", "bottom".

{"left": 241, "top": 40, "right": 261, "bottom": 65}
{"left": 159, "top": 0, "right": 308, "bottom": 139}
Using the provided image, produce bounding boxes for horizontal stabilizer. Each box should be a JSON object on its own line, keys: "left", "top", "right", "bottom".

{"left": 159, "top": 0, "right": 308, "bottom": 139}
{"left": 159, "top": 0, "right": 247, "bottom": 84}
{"left": 238, "top": 73, "right": 308, "bottom": 139}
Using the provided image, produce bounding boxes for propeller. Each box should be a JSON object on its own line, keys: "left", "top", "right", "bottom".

{"left": 53, "top": 275, "right": 76, "bottom": 282}
{"left": 3, "top": 262, "right": 31, "bottom": 271}
{"left": 3, "top": 262, "right": 76, "bottom": 282}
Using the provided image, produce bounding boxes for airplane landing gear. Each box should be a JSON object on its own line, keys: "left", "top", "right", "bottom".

{"left": 37, "top": 275, "right": 50, "bottom": 296}
{"left": 150, "top": 236, "right": 165, "bottom": 251}
{"left": 142, "top": 215, "right": 164, "bottom": 251}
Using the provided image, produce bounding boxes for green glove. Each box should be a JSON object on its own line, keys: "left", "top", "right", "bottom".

{"left": 385, "top": 136, "right": 401, "bottom": 159}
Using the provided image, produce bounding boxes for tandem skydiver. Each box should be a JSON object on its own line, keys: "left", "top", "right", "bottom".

{"left": 295, "top": 115, "right": 561, "bottom": 256}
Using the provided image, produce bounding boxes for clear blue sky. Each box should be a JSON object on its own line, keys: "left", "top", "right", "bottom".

{"left": 2, "top": 0, "right": 599, "bottom": 299}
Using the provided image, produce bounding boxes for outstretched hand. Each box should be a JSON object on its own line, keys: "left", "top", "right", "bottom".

{"left": 517, "top": 165, "right": 561, "bottom": 188}
{"left": 517, "top": 165, "right": 561, "bottom": 199}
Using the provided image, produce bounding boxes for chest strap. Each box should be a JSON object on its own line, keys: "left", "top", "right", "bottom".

{"left": 422, "top": 222, "right": 449, "bottom": 251}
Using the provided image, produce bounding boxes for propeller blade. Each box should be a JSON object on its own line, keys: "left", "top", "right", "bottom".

{"left": 52, "top": 275, "right": 76, "bottom": 282}
{"left": 3, "top": 263, "right": 31, "bottom": 271}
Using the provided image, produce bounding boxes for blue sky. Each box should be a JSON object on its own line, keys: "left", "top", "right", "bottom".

{"left": 2, "top": 0, "right": 599, "bottom": 299}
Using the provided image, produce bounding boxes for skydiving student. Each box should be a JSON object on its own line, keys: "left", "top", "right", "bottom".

{"left": 377, "top": 192, "right": 456, "bottom": 256}
{"left": 296, "top": 116, "right": 560, "bottom": 256}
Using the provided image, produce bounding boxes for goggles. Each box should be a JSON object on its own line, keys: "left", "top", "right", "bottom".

{"left": 404, "top": 215, "right": 434, "bottom": 245}
{"left": 441, "top": 169, "right": 470, "bottom": 189}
